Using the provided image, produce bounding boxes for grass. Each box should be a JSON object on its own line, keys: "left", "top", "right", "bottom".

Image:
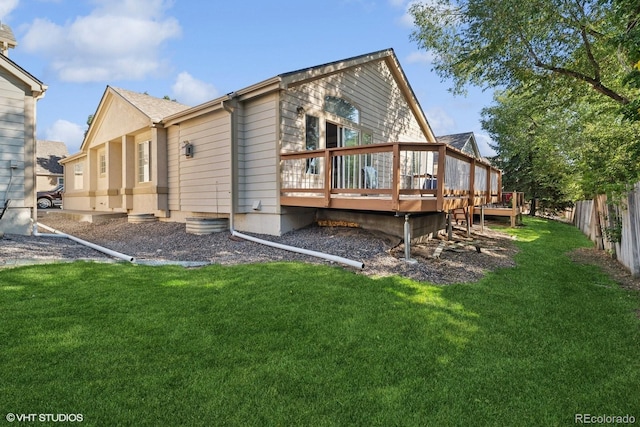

{"left": 1, "top": 217, "right": 638, "bottom": 426}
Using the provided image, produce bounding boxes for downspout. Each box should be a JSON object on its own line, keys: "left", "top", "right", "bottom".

{"left": 33, "top": 222, "right": 135, "bottom": 262}
{"left": 220, "top": 94, "right": 364, "bottom": 270}
{"left": 221, "top": 94, "right": 238, "bottom": 234}
{"left": 0, "top": 163, "right": 15, "bottom": 221}
{"left": 30, "top": 88, "right": 47, "bottom": 229}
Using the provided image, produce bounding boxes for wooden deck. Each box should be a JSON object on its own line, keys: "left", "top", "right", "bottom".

{"left": 473, "top": 192, "right": 526, "bottom": 227}
{"left": 280, "top": 142, "right": 502, "bottom": 214}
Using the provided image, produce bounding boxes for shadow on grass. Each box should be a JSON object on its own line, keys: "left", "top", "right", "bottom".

{"left": 1, "top": 217, "right": 638, "bottom": 426}
{"left": 1, "top": 261, "right": 481, "bottom": 426}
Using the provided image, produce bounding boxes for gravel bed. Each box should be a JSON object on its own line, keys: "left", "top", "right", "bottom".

{"left": 0, "top": 211, "right": 520, "bottom": 284}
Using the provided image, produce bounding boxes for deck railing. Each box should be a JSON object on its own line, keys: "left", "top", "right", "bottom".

{"left": 280, "top": 142, "right": 501, "bottom": 213}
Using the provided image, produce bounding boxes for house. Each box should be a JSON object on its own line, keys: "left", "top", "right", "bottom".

{"left": 60, "top": 49, "right": 501, "bottom": 237}
{"left": 36, "top": 140, "right": 68, "bottom": 191}
{"left": 436, "top": 132, "right": 481, "bottom": 159}
{"left": 0, "top": 23, "right": 48, "bottom": 235}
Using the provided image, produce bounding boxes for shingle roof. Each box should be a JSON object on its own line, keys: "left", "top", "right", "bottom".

{"left": 110, "top": 86, "right": 190, "bottom": 122}
{"left": 436, "top": 132, "right": 473, "bottom": 150}
{"left": 36, "top": 140, "right": 68, "bottom": 175}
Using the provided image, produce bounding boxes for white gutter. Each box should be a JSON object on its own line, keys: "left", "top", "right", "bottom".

{"left": 221, "top": 95, "right": 365, "bottom": 270}
{"left": 33, "top": 222, "right": 135, "bottom": 263}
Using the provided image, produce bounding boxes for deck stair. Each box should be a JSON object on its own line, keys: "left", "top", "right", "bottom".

{"left": 452, "top": 208, "right": 468, "bottom": 225}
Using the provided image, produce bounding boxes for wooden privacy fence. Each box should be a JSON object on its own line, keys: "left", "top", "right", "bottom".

{"left": 572, "top": 182, "right": 640, "bottom": 277}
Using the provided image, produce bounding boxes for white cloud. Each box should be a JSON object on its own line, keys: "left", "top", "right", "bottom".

{"left": 0, "top": 0, "right": 19, "bottom": 20}
{"left": 406, "top": 50, "right": 435, "bottom": 64}
{"left": 171, "top": 72, "right": 218, "bottom": 106}
{"left": 45, "top": 120, "right": 86, "bottom": 154}
{"left": 474, "top": 132, "right": 496, "bottom": 157}
{"left": 425, "top": 106, "right": 456, "bottom": 135}
{"left": 397, "top": 0, "right": 420, "bottom": 27}
{"left": 22, "top": 0, "right": 181, "bottom": 82}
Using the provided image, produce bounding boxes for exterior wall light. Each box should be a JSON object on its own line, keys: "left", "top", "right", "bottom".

{"left": 182, "top": 141, "right": 194, "bottom": 158}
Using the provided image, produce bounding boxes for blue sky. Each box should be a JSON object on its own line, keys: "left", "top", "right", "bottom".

{"left": 2, "top": 0, "right": 497, "bottom": 155}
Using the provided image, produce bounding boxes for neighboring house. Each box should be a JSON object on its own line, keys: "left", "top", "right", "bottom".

{"left": 436, "top": 132, "right": 481, "bottom": 159}
{"left": 61, "top": 48, "right": 501, "bottom": 237}
{"left": 36, "top": 140, "right": 68, "bottom": 191}
{"left": 0, "top": 24, "right": 48, "bottom": 235}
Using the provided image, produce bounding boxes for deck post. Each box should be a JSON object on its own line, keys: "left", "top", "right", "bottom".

{"left": 436, "top": 145, "right": 446, "bottom": 211}
{"left": 468, "top": 158, "right": 475, "bottom": 227}
{"left": 480, "top": 204, "right": 485, "bottom": 233}
{"left": 323, "top": 150, "right": 331, "bottom": 207}
{"left": 465, "top": 207, "right": 471, "bottom": 237}
{"left": 447, "top": 210, "right": 453, "bottom": 241}
{"left": 404, "top": 214, "right": 417, "bottom": 264}
{"left": 392, "top": 143, "right": 401, "bottom": 211}
{"left": 485, "top": 164, "right": 491, "bottom": 205}
{"left": 511, "top": 191, "right": 517, "bottom": 227}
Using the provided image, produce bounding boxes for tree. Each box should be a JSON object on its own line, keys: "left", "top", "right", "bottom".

{"left": 482, "top": 85, "right": 579, "bottom": 214}
{"left": 614, "top": 0, "right": 640, "bottom": 119}
{"left": 409, "top": 0, "right": 634, "bottom": 106}
{"left": 410, "top": 0, "right": 640, "bottom": 201}
{"left": 84, "top": 114, "right": 94, "bottom": 137}
{"left": 483, "top": 80, "right": 640, "bottom": 205}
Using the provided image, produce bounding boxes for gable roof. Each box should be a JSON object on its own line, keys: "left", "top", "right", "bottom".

{"left": 36, "top": 140, "right": 68, "bottom": 175}
{"left": 163, "top": 48, "right": 436, "bottom": 141}
{"left": 436, "top": 132, "right": 473, "bottom": 150}
{"left": 75, "top": 86, "right": 191, "bottom": 153}
{"left": 436, "top": 132, "right": 481, "bottom": 158}
{"left": 110, "top": 86, "right": 191, "bottom": 122}
{"left": 0, "top": 52, "right": 47, "bottom": 97}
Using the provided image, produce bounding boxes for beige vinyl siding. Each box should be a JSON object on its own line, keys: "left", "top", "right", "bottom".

{"left": 167, "top": 127, "right": 181, "bottom": 211}
{"left": 237, "top": 93, "right": 279, "bottom": 214}
{"left": 167, "top": 111, "right": 231, "bottom": 213}
{"left": 281, "top": 59, "right": 428, "bottom": 153}
{"left": 0, "top": 71, "right": 26, "bottom": 204}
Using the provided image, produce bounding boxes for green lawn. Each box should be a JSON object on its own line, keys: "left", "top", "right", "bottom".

{"left": 1, "top": 218, "right": 638, "bottom": 426}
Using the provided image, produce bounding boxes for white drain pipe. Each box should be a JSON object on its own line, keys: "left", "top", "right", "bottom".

{"left": 33, "top": 222, "right": 135, "bottom": 263}
{"left": 231, "top": 230, "right": 365, "bottom": 270}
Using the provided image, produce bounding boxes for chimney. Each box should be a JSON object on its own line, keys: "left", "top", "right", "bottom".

{"left": 0, "top": 22, "right": 17, "bottom": 57}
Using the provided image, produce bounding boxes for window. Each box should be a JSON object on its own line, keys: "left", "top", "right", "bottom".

{"left": 325, "top": 123, "right": 370, "bottom": 148}
{"left": 98, "top": 150, "right": 106, "bottom": 176}
{"left": 324, "top": 96, "right": 359, "bottom": 123}
{"left": 305, "top": 115, "right": 320, "bottom": 174}
{"left": 305, "top": 115, "right": 319, "bottom": 150}
{"left": 138, "top": 141, "right": 151, "bottom": 183}
{"left": 74, "top": 162, "right": 83, "bottom": 190}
